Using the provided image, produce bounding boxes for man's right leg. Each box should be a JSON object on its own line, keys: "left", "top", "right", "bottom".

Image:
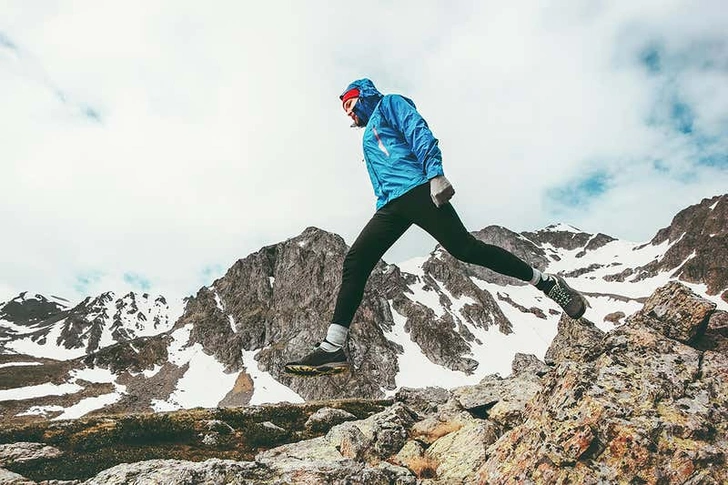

{"left": 284, "top": 205, "right": 411, "bottom": 375}
{"left": 331, "top": 207, "right": 412, "bottom": 328}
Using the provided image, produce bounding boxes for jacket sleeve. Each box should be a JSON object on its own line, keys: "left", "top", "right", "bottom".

{"left": 379, "top": 95, "right": 444, "bottom": 180}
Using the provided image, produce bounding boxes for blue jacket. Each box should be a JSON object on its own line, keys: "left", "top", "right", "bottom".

{"left": 341, "top": 79, "right": 444, "bottom": 210}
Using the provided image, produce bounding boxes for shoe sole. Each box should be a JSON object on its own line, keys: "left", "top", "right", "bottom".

{"left": 283, "top": 362, "right": 350, "bottom": 377}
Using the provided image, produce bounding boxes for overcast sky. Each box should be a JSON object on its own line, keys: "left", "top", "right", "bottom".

{"left": 1, "top": 1, "right": 727, "bottom": 308}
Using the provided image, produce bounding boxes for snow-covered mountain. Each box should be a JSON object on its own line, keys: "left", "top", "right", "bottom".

{"left": 0, "top": 291, "right": 173, "bottom": 359}
{"left": 1, "top": 193, "right": 726, "bottom": 424}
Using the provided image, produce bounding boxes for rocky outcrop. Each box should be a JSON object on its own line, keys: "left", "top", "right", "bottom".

{"left": 625, "top": 280, "right": 716, "bottom": 343}
{"left": 478, "top": 281, "right": 727, "bottom": 484}
{"left": 633, "top": 194, "right": 728, "bottom": 301}
{"left": 544, "top": 314, "right": 605, "bottom": 365}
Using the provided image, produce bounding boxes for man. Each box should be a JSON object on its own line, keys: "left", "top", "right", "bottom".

{"left": 284, "top": 78, "right": 586, "bottom": 376}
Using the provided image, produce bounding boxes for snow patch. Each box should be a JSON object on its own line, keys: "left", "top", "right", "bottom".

{"left": 241, "top": 349, "right": 304, "bottom": 405}
{"left": 0, "top": 383, "right": 83, "bottom": 402}
{"left": 52, "top": 389, "right": 126, "bottom": 421}
{"left": 0, "top": 362, "right": 43, "bottom": 369}
{"left": 152, "top": 324, "right": 238, "bottom": 411}
{"left": 542, "top": 223, "right": 583, "bottom": 233}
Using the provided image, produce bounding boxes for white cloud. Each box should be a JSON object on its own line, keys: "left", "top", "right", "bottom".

{"left": 1, "top": 1, "right": 726, "bottom": 306}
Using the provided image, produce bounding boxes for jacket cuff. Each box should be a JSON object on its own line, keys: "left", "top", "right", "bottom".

{"left": 426, "top": 166, "right": 445, "bottom": 180}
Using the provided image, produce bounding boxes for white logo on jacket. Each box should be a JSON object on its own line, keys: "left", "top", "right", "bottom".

{"left": 372, "top": 127, "right": 390, "bottom": 157}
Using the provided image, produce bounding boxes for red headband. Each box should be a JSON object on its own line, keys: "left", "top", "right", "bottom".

{"left": 341, "top": 88, "right": 360, "bottom": 105}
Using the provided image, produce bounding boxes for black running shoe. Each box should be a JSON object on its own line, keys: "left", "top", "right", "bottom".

{"left": 283, "top": 344, "right": 350, "bottom": 376}
{"left": 545, "top": 274, "right": 587, "bottom": 319}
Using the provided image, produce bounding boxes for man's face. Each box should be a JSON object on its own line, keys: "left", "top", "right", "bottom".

{"left": 343, "top": 97, "right": 361, "bottom": 127}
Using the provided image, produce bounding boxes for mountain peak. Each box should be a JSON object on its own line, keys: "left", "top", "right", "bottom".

{"left": 0, "top": 292, "right": 69, "bottom": 325}
{"left": 540, "top": 223, "right": 584, "bottom": 233}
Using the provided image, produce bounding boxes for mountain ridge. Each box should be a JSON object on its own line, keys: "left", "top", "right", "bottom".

{"left": 1, "top": 193, "right": 726, "bottom": 424}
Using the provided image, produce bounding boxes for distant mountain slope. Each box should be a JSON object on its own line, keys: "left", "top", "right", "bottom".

{"left": 0, "top": 292, "right": 172, "bottom": 359}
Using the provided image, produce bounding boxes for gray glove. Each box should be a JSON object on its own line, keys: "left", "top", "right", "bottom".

{"left": 430, "top": 175, "right": 455, "bottom": 207}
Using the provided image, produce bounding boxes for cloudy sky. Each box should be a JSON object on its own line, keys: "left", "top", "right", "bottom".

{"left": 1, "top": 1, "right": 727, "bottom": 308}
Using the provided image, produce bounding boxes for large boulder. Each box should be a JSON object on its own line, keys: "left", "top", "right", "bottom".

{"left": 477, "top": 282, "right": 728, "bottom": 484}
{"left": 626, "top": 281, "right": 716, "bottom": 343}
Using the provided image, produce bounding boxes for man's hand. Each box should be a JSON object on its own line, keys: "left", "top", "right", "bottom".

{"left": 430, "top": 176, "right": 455, "bottom": 207}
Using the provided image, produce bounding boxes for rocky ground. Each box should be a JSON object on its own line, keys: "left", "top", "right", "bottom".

{"left": 0, "top": 281, "right": 725, "bottom": 484}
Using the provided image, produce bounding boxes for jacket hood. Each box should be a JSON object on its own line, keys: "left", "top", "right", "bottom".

{"left": 340, "top": 78, "right": 383, "bottom": 100}
{"left": 340, "top": 78, "right": 383, "bottom": 127}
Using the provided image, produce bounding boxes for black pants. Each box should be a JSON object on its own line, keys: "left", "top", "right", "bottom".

{"left": 332, "top": 183, "right": 534, "bottom": 327}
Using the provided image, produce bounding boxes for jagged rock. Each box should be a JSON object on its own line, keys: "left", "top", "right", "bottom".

{"left": 246, "top": 421, "right": 289, "bottom": 447}
{"left": 328, "top": 402, "right": 416, "bottom": 462}
{"left": 305, "top": 407, "right": 357, "bottom": 433}
{"left": 626, "top": 281, "right": 716, "bottom": 343}
{"left": 544, "top": 314, "right": 605, "bottom": 365}
{"left": 477, "top": 282, "right": 728, "bottom": 484}
{"left": 510, "top": 353, "right": 549, "bottom": 377}
{"left": 424, "top": 420, "right": 500, "bottom": 484}
{"left": 0, "top": 442, "right": 63, "bottom": 466}
{"left": 394, "top": 387, "right": 451, "bottom": 417}
{"left": 452, "top": 373, "right": 542, "bottom": 429}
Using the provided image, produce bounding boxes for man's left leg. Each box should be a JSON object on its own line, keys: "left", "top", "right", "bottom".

{"left": 399, "top": 184, "right": 586, "bottom": 319}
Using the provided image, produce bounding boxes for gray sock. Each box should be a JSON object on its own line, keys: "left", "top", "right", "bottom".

{"left": 319, "top": 323, "right": 348, "bottom": 352}
{"left": 529, "top": 268, "right": 543, "bottom": 286}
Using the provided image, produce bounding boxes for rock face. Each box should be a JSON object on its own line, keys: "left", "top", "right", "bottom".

{"left": 173, "top": 226, "right": 517, "bottom": 403}
{"left": 622, "top": 194, "right": 728, "bottom": 301}
{"left": 478, "top": 281, "right": 727, "bottom": 484}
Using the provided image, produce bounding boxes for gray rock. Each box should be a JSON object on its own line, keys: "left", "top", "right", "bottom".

{"left": 0, "top": 467, "right": 35, "bottom": 485}
{"left": 510, "top": 353, "right": 550, "bottom": 377}
{"left": 626, "top": 281, "right": 717, "bottom": 343}
{"left": 425, "top": 421, "right": 500, "bottom": 484}
{"left": 394, "top": 387, "right": 451, "bottom": 416}
{"left": 453, "top": 373, "right": 543, "bottom": 428}
{"left": 258, "top": 402, "right": 417, "bottom": 468}
{"left": 81, "top": 458, "right": 267, "bottom": 485}
{"left": 544, "top": 314, "right": 605, "bottom": 365}
{"left": 393, "top": 440, "right": 425, "bottom": 466}
{"left": 305, "top": 407, "right": 357, "bottom": 433}
{"left": 0, "top": 442, "right": 63, "bottom": 467}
